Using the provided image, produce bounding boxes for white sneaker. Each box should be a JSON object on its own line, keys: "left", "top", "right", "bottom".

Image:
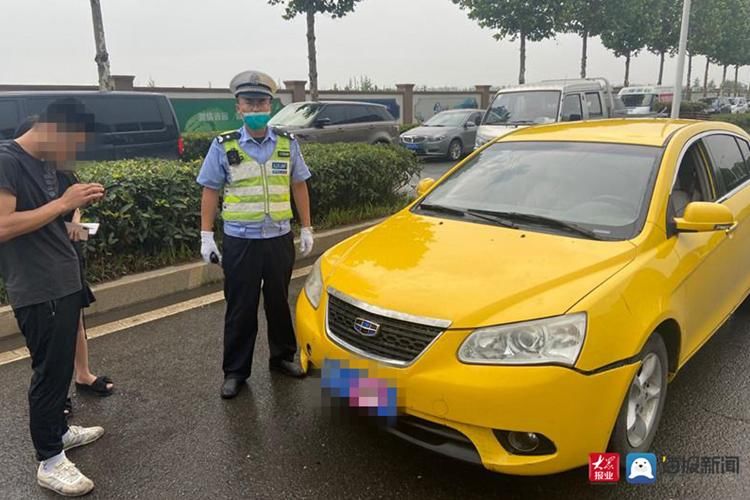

{"left": 62, "top": 425, "right": 105, "bottom": 451}
{"left": 37, "top": 457, "right": 94, "bottom": 497}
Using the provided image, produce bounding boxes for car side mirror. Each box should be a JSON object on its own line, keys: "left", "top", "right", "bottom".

{"left": 417, "top": 178, "right": 436, "bottom": 197}
{"left": 465, "top": 122, "right": 477, "bottom": 129}
{"left": 314, "top": 118, "right": 331, "bottom": 128}
{"left": 674, "top": 202, "right": 737, "bottom": 233}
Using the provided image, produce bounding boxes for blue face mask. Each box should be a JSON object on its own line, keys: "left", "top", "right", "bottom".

{"left": 243, "top": 112, "right": 271, "bottom": 130}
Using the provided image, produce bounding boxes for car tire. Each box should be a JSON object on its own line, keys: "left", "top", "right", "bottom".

{"left": 609, "top": 333, "right": 669, "bottom": 456}
{"left": 448, "top": 139, "right": 463, "bottom": 161}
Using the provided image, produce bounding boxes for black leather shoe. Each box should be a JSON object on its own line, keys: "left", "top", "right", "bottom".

{"left": 269, "top": 360, "right": 307, "bottom": 379}
{"left": 221, "top": 378, "right": 244, "bottom": 399}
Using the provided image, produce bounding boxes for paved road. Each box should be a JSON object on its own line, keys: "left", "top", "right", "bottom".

{"left": 0, "top": 278, "right": 748, "bottom": 499}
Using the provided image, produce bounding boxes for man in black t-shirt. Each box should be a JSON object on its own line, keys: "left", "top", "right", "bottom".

{"left": 0, "top": 99, "right": 106, "bottom": 497}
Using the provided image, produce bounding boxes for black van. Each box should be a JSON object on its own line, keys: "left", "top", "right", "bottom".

{"left": 0, "top": 91, "right": 182, "bottom": 160}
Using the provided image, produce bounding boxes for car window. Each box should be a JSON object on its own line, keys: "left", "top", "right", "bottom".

{"left": 347, "top": 106, "right": 384, "bottom": 124}
{"left": 561, "top": 94, "right": 583, "bottom": 121}
{"left": 318, "top": 105, "right": 350, "bottom": 125}
{"left": 585, "top": 92, "right": 603, "bottom": 118}
{"left": 703, "top": 134, "right": 750, "bottom": 195}
{"left": 25, "top": 96, "right": 166, "bottom": 133}
{"left": 0, "top": 100, "right": 20, "bottom": 139}
{"left": 419, "top": 141, "right": 661, "bottom": 240}
{"left": 483, "top": 91, "right": 560, "bottom": 125}
{"left": 670, "top": 141, "right": 714, "bottom": 218}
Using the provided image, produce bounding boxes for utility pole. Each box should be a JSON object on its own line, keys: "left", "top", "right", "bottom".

{"left": 671, "top": 0, "right": 692, "bottom": 119}
{"left": 90, "top": 0, "right": 114, "bottom": 90}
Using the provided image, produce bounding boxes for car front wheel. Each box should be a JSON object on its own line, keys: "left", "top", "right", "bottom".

{"left": 609, "top": 333, "right": 669, "bottom": 455}
{"left": 448, "top": 139, "right": 463, "bottom": 161}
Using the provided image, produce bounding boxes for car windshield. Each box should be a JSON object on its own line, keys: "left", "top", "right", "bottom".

{"left": 483, "top": 91, "right": 560, "bottom": 125}
{"left": 417, "top": 141, "right": 661, "bottom": 240}
{"left": 621, "top": 94, "right": 655, "bottom": 108}
{"left": 268, "top": 102, "right": 322, "bottom": 127}
{"left": 424, "top": 111, "right": 471, "bottom": 127}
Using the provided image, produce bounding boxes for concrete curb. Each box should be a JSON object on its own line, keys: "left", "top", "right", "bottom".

{"left": 0, "top": 218, "right": 383, "bottom": 340}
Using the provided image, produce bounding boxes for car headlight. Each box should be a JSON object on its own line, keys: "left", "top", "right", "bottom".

{"left": 429, "top": 136, "right": 446, "bottom": 142}
{"left": 304, "top": 257, "right": 323, "bottom": 309}
{"left": 458, "top": 313, "right": 586, "bottom": 366}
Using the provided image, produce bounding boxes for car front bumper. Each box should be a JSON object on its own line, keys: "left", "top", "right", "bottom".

{"left": 295, "top": 290, "right": 638, "bottom": 476}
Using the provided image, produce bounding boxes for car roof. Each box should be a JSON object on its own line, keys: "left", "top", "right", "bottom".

{"left": 0, "top": 90, "right": 168, "bottom": 98}
{"left": 435, "top": 109, "right": 482, "bottom": 114}
{"left": 315, "top": 100, "right": 387, "bottom": 108}
{"left": 494, "top": 119, "right": 744, "bottom": 147}
{"left": 495, "top": 79, "right": 604, "bottom": 94}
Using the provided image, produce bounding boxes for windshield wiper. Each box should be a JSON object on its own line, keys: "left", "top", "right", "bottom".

{"left": 467, "top": 209, "right": 604, "bottom": 240}
{"left": 418, "top": 204, "right": 517, "bottom": 229}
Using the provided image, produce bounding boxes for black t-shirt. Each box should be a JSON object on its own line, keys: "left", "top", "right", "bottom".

{"left": 0, "top": 141, "right": 82, "bottom": 309}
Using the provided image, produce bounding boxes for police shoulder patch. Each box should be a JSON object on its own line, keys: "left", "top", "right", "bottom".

{"left": 216, "top": 131, "right": 241, "bottom": 144}
{"left": 272, "top": 127, "right": 295, "bottom": 140}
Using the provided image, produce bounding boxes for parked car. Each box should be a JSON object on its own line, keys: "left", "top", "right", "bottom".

{"left": 268, "top": 101, "right": 398, "bottom": 145}
{"left": 0, "top": 91, "right": 182, "bottom": 160}
{"left": 618, "top": 85, "right": 674, "bottom": 115}
{"left": 700, "top": 97, "right": 733, "bottom": 114}
{"left": 399, "top": 109, "right": 483, "bottom": 161}
{"left": 297, "top": 118, "right": 750, "bottom": 475}
{"left": 475, "top": 78, "right": 620, "bottom": 147}
{"left": 729, "top": 97, "right": 748, "bottom": 114}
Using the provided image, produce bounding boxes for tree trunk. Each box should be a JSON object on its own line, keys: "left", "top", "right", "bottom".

{"left": 734, "top": 64, "right": 740, "bottom": 97}
{"left": 89, "top": 0, "right": 113, "bottom": 91}
{"left": 580, "top": 31, "right": 588, "bottom": 79}
{"left": 720, "top": 64, "right": 728, "bottom": 97}
{"left": 657, "top": 51, "right": 665, "bottom": 85}
{"left": 703, "top": 58, "right": 710, "bottom": 97}
{"left": 306, "top": 9, "right": 318, "bottom": 101}
{"left": 624, "top": 52, "right": 631, "bottom": 87}
{"left": 519, "top": 32, "right": 526, "bottom": 84}
{"left": 685, "top": 54, "right": 693, "bottom": 101}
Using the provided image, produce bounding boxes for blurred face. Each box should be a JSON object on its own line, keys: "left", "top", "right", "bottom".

{"left": 36, "top": 123, "right": 89, "bottom": 166}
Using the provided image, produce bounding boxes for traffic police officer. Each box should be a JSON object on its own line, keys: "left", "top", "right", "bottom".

{"left": 197, "top": 70, "right": 313, "bottom": 399}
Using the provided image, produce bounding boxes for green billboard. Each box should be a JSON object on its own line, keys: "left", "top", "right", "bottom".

{"left": 170, "top": 98, "right": 285, "bottom": 133}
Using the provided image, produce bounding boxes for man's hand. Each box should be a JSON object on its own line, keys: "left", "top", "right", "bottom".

{"left": 59, "top": 183, "right": 104, "bottom": 212}
{"left": 201, "top": 231, "right": 222, "bottom": 264}
{"left": 300, "top": 227, "right": 314, "bottom": 257}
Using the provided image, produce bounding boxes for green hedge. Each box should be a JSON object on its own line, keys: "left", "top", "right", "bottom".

{"left": 0, "top": 143, "right": 419, "bottom": 303}
{"left": 711, "top": 113, "right": 750, "bottom": 132}
{"left": 181, "top": 132, "right": 216, "bottom": 162}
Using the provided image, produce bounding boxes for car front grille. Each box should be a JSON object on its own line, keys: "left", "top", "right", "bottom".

{"left": 326, "top": 290, "right": 447, "bottom": 365}
{"left": 402, "top": 136, "right": 426, "bottom": 144}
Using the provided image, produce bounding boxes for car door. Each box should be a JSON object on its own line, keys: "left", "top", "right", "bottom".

{"left": 561, "top": 94, "right": 584, "bottom": 122}
{"left": 313, "top": 104, "right": 350, "bottom": 143}
{"left": 671, "top": 133, "right": 750, "bottom": 359}
{"left": 461, "top": 112, "right": 481, "bottom": 149}
{"left": 346, "top": 105, "right": 380, "bottom": 143}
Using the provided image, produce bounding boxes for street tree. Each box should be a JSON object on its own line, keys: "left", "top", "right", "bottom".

{"left": 452, "top": 0, "right": 560, "bottom": 84}
{"left": 558, "top": 0, "right": 608, "bottom": 79}
{"left": 268, "top": 0, "right": 364, "bottom": 100}
{"left": 646, "top": 0, "right": 681, "bottom": 85}
{"left": 600, "top": 0, "right": 652, "bottom": 87}
{"left": 89, "top": 0, "right": 113, "bottom": 90}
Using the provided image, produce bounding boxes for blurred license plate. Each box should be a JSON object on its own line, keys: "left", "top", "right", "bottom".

{"left": 321, "top": 359, "right": 398, "bottom": 417}
{"left": 405, "top": 144, "right": 420, "bottom": 151}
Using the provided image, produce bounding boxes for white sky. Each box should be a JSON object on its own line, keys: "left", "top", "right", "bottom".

{"left": 0, "top": 0, "right": 742, "bottom": 90}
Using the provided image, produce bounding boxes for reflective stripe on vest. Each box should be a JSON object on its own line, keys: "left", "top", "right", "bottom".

{"left": 221, "top": 134, "right": 293, "bottom": 222}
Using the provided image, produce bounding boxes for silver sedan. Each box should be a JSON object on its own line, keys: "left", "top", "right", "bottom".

{"left": 400, "top": 109, "right": 484, "bottom": 161}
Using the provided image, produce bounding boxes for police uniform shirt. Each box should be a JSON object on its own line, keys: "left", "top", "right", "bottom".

{"left": 196, "top": 126, "right": 312, "bottom": 239}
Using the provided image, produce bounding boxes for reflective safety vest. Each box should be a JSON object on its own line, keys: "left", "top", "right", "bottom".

{"left": 217, "top": 130, "right": 294, "bottom": 223}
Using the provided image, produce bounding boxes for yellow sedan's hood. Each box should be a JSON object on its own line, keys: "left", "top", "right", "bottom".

{"left": 324, "top": 211, "right": 636, "bottom": 329}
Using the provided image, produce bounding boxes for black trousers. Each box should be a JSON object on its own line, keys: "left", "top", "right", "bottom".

{"left": 14, "top": 292, "right": 81, "bottom": 461}
{"left": 222, "top": 232, "right": 297, "bottom": 380}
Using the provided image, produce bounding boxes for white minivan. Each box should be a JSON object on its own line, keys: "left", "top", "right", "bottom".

{"left": 475, "top": 78, "right": 620, "bottom": 147}
{"left": 618, "top": 85, "right": 674, "bottom": 115}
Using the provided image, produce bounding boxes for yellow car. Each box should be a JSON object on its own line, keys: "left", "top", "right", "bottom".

{"left": 296, "top": 119, "right": 750, "bottom": 475}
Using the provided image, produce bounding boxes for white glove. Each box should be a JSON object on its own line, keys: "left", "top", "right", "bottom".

{"left": 300, "top": 227, "right": 314, "bottom": 257}
{"left": 201, "top": 231, "right": 222, "bottom": 264}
